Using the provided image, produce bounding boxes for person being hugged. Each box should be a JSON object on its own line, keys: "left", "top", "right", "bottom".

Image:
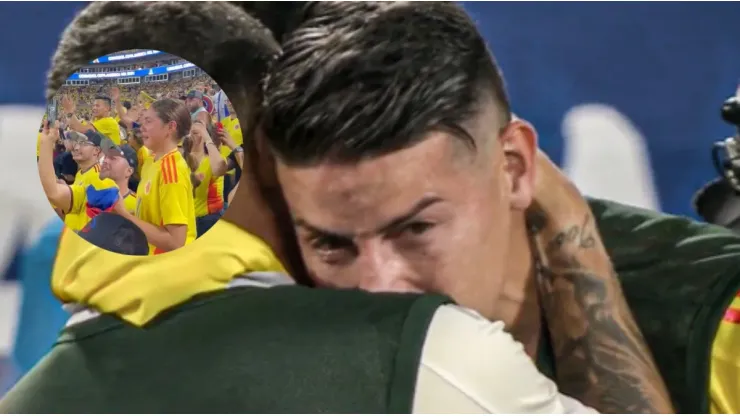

{"left": 113, "top": 98, "right": 196, "bottom": 254}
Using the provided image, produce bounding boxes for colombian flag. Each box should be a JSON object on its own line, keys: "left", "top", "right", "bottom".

{"left": 83, "top": 184, "right": 120, "bottom": 223}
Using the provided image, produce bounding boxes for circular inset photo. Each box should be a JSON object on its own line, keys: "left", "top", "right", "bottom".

{"left": 37, "top": 49, "right": 244, "bottom": 255}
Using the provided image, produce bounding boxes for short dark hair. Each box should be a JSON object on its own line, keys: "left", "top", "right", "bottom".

{"left": 94, "top": 95, "right": 112, "bottom": 108}
{"left": 122, "top": 100, "right": 132, "bottom": 110}
{"left": 262, "top": 1, "right": 511, "bottom": 166}
{"left": 232, "top": 1, "right": 312, "bottom": 43}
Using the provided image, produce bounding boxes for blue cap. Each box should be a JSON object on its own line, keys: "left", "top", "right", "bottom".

{"left": 77, "top": 212, "right": 149, "bottom": 256}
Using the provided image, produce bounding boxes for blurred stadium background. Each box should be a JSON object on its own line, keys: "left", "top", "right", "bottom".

{"left": 1, "top": 1, "right": 740, "bottom": 394}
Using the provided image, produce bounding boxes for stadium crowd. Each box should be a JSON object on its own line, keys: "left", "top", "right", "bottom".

{"left": 36, "top": 71, "right": 244, "bottom": 255}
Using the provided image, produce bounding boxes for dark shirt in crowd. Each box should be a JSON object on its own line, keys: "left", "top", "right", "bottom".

{"left": 54, "top": 151, "right": 78, "bottom": 184}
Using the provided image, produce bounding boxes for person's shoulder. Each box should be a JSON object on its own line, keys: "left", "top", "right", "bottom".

{"left": 589, "top": 197, "right": 740, "bottom": 264}
{"left": 89, "top": 175, "right": 116, "bottom": 190}
{"left": 414, "top": 305, "right": 564, "bottom": 414}
{"left": 69, "top": 182, "right": 87, "bottom": 200}
{"left": 137, "top": 146, "right": 150, "bottom": 157}
{"left": 174, "top": 152, "right": 194, "bottom": 178}
{"left": 204, "top": 220, "right": 287, "bottom": 274}
{"left": 160, "top": 152, "right": 189, "bottom": 185}
{"left": 422, "top": 306, "right": 517, "bottom": 361}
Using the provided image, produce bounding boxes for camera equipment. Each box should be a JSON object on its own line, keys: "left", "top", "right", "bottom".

{"left": 711, "top": 96, "right": 740, "bottom": 191}
{"left": 694, "top": 93, "right": 740, "bottom": 230}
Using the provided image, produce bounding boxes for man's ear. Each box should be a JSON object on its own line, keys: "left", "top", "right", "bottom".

{"left": 500, "top": 118, "right": 538, "bottom": 211}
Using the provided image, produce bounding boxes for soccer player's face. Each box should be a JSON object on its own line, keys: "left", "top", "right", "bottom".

{"left": 276, "top": 107, "right": 536, "bottom": 314}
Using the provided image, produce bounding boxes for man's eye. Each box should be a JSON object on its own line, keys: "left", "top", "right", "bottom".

{"left": 402, "top": 221, "right": 435, "bottom": 236}
{"left": 309, "top": 235, "right": 355, "bottom": 264}
{"left": 311, "top": 235, "right": 349, "bottom": 252}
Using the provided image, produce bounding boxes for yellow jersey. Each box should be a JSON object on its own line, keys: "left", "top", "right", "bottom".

{"left": 122, "top": 190, "right": 137, "bottom": 214}
{"left": 51, "top": 219, "right": 287, "bottom": 327}
{"left": 221, "top": 116, "right": 243, "bottom": 147}
{"left": 711, "top": 291, "right": 740, "bottom": 413}
{"left": 135, "top": 149, "right": 197, "bottom": 255}
{"left": 137, "top": 146, "right": 153, "bottom": 178}
{"left": 92, "top": 116, "right": 122, "bottom": 145}
{"left": 36, "top": 132, "right": 41, "bottom": 158}
{"left": 193, "top": 156, "right": 225, "bottom": 218}
{"left": 64, "top": 164, "right": 116, "bottom": 231}
{"left": 220, "top": 116, "right": 243, "bottom": 176}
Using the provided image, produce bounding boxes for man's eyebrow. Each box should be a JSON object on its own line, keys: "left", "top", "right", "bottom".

{"left": 374, "top": 196, "right": 443, "bottom": 235}
{"left": 293, "top": 218, "right": 354, "bottom": 240}
{"left": 293, "top": 196, "right": 444, "bottom": 239}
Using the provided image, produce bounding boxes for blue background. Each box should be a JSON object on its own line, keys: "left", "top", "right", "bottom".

{"left": 3, "top": 2, "right": 740, "bottom": 217}
{"left": 462, "top": 2, "right": 740, "bottom": 217}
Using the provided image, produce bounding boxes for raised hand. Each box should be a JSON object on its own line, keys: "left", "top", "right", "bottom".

{"left": 217, "top": 128, "right": 236, "bottom": 149}
{"left": 40, "top": 121, "right": 61, "bottom": 147}
{"left": 61, "top": 95, "right": 75, "bottom": 114}
{"left": 110, "top": 86, "right": 120, "bottom": 102}
{"left": 190, "top": 121, "right": 210, "bottom": 143}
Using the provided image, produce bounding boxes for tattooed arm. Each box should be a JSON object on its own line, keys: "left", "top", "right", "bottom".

{"left": 527, "top": 152, "right": 673, "bottom": 413}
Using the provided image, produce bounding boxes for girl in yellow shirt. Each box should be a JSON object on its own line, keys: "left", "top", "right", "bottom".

{"left": 113, "top": 98, "right": 197, "bottom": 254}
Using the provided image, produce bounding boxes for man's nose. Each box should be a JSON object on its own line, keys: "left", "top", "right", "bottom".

{"left": 356, "top": 241, "right": 418, "bottom": 293}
